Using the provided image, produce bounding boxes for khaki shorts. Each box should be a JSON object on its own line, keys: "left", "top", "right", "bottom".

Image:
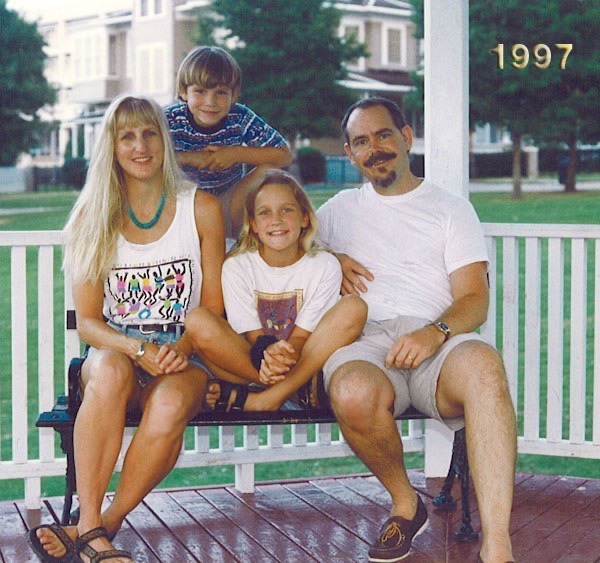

{"left": 322, "top": 315, "right": 487, "bottom": 431}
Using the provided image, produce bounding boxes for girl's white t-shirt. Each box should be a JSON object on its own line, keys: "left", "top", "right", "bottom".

{"left": 222, "top": 250, "right": 342, "bottom": 340}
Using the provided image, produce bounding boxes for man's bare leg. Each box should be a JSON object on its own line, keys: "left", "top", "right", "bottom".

{"left": 327, "top": 360, "right": 418, "bottom": 520}
{"left": 436, "top": 341, "right": 516, "bottom": 563}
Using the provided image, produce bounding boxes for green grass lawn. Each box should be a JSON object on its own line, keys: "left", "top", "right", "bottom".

{"left": 0, "top": 186, "right": 599, "bottom": 501}
{"left": 471, "top": 190, "right": 600, "bottom": 224}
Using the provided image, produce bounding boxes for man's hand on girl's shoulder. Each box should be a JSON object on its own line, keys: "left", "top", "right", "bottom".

{"left": 335, "top": 253, "right": 374, "bottom": 295}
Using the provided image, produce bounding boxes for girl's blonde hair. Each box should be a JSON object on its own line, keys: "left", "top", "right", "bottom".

{"left": 230, "top": 170, "right": 319, "bottom": 257}
{"left": 63, "top": 94, "right": 192, "bottom": 285}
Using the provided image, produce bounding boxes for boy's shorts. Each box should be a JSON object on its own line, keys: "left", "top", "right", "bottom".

{"left": 322, "top": 315, "right": 488, "bottom": 431}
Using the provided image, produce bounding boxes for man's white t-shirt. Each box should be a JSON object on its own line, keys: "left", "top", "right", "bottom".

{"left": 317, "top": 181, "right": 488, "bottom": 323}
{"left": 222, "top": 250, "right": 342, "bottom": 341}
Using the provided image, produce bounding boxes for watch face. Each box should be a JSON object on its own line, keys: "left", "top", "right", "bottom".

{"left": 437, "top": 322, "right": 450, "bottom": 333}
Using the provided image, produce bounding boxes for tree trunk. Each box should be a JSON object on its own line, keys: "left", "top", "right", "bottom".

{"left": 512, "top": 132, "right": 522, "bottom": 200}
{"left": 564, "top": 135, "right": 577, "bottom": 193}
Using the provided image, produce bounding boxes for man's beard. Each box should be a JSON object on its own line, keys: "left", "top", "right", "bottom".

{"left": 364, "top": 151, "right": 398, "bottom": 189}
{"left": 373, "top": 170, "right": 397, "bottom": 189}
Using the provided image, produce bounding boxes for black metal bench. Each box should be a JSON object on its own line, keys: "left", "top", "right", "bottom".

{"left": 36, "top": 356, "right": 478, "bottom": 542}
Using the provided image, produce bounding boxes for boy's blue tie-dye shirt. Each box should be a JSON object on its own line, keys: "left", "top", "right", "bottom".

{"left": 164, "top": 102, "right": 288, "bottom": 195}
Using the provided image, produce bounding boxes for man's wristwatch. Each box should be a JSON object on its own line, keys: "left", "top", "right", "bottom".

{"left": 430, "top": 321, "right": 451, "bottom": 342}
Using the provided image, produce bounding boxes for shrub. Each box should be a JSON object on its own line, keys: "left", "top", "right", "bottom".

{"left": 297, "top": 147, "right": 326, "bottom": 184}
{"left": 61, "top": 157, "right": 88, "bottom": 189}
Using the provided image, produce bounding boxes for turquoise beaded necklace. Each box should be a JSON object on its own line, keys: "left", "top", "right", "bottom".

{"left": 128, "top": 191, "right": 166, "bottom": 229}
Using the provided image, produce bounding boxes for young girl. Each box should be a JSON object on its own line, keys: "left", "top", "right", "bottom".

{"left": 185, "top": 169, "right": 367, "bottom": 411}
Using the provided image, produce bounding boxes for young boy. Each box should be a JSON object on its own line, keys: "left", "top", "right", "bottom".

{"left": 165, "top": 46, "right": 293, "bottom": 238}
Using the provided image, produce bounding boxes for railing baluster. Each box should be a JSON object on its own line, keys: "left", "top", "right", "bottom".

{"left": 194, "top": 426, "right": 210, "bottom": 453}
{"left": 502, "top": 236, "right": 520, "bottom": 406}
{"left": 524, "top": 237, "right": 541, "bottom": 441}
{"left": 595, "top": 239, "right": 600, "bottom": 446}
{"left": 11, "top": 246, "right": 28, "bottom": 465}
{"left": 481, "top": 235, "right": 497, "bottom": 346}
{"left": 546, "top": 238, "right": 564, "bottom": 442}
{"left": 569, "top": 239, "right": 587, "bottom": 445}
{"left": 38, "top": 246, "right": 55, "bottom": 460}
{"left": 315, "top": 422, "right": 333, "bottom": 445}
{"left": 268, "top": 425, "right": 285, "bottom": 449}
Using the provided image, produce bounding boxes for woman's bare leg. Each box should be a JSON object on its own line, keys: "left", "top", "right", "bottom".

{"left": 35, "top": 349, "right": 139, "bottom": 559}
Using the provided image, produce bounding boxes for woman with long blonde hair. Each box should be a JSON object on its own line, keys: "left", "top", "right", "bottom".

{"left": 185, "top": 169, "right": 367, "bottom": 412}
{"left": 30, "top": 94, "right": 225, "bottom": 562}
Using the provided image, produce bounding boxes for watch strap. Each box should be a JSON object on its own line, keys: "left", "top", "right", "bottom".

{"left": 430, "top": 321, "right": 451, "bottom": 342}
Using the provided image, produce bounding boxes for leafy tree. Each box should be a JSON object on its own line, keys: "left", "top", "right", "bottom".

{"left": 407, "top": 0, "right": 599, "bottom": 195}
{"left": 534, "top": 0, "right": 600, "bottom": 192}
{"left": 196, "top": 0, "right": 366, "bottom": 141}
{"left": 469, "top": 1, "right": 560, "bottom": 198}
{"left": 0, "top": 1, "right": 56, "bottom": 166}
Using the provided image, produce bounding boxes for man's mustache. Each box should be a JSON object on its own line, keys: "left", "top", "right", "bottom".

{"left": 364, "top": 151, "right": 397, "bottom": 168}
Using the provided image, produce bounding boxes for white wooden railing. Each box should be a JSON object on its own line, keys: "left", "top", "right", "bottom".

{"left": 1, "top": 224, "right": 599, "bottom": 509}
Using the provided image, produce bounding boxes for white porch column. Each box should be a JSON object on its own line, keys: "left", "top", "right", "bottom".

{"left": 71, "top": 125, "right": 78, "bottom": 159}
{"left": 84, "top": 124, "right": 94, "bottom": 160}
{"left": 424, "top": 0, "right": 469, "bottom": 198}
{"left": 423, "top": 0, "right": 469, "bottom": 477}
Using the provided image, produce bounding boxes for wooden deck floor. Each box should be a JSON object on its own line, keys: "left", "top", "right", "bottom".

{"left": 2, "top": 471, "right": 600, "bottom": 562}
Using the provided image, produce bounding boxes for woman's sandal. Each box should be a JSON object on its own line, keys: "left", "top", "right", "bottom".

{"left": 212, "top": 380, "right": 250, "bottom": 412}
{"left": 28, "top": 523, "right": 75, "bottom": 562}
{"left": 74, "top": 527, "right": 133, "bottom": 562}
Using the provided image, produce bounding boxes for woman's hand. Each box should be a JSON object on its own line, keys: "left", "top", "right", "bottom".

{"left": 155, "top": 342, "right": 189, "bottom": 374}
{"left": 132, "top": 340, "right": 189, "bottom": 376}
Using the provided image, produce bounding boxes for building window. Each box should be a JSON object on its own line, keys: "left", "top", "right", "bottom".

{"left": 140, "top": 0, "right": 162, "bottom": 17}
{"left": 387, "top": 28, "right": 402, "bottom": 65}
{"left": 73, "top": 38, "right": 81, "bottom": 80}
{"left": 344, "top": 24, "right": 359, "bottom": 41}
{"left": 108, "top": 35, "right": 118, "bottom": 76}
{"left": 84, "top": 36, "right": 92, "bottom": 77}
{"left": 341, "top": 21, "right": 365, "bottom": 70}
{"left": 72, "top": 31, "right": 105, "bottom": 81}
{"left": 136, "top": 44, "right": 167, "bottom": 94}
{"left": 94, "top": 35, "right": 102, "bottom": 77}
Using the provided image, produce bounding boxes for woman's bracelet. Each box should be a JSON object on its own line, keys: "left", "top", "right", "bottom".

{"left": 135, "top": 341, "right": 146, "bottom": 363}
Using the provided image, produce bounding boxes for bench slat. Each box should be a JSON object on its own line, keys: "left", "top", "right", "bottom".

{"left": 36, "top": 398, "right": 427, "bottom": 428}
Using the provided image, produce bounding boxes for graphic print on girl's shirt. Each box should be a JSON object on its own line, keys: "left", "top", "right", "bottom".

{"left": 255, "top": 289, "right": 303, "bottom": 341}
